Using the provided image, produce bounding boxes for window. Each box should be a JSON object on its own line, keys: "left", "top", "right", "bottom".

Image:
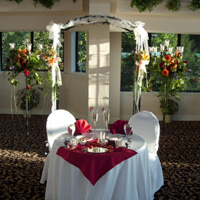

{"left": 121, "top": 32, "right": 136, "bottom": 91}
{"left": 121, "top": 32, "right": 200, "bottom": 92}
{"left": 1, "top": 32, "right": 31, "bottom": 71}
{"left": 181, "top": 34, "right": 200, "bottom": 91}
{"left": 71, "top": 31, "right": 87, "bottom": 73}
{"left": 151, "top": 33, "right": 178, "bottom": 56}
{"left": 0, "top": 31, "right": 64, "bottom": 71}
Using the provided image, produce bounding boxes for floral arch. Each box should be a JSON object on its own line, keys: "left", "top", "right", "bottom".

{"left": 47, "top": 15, "right": 149, "bottom": 113}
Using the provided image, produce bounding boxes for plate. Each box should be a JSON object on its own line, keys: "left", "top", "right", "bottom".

{"left": 76, "top": 134, "right": 94, "bottom": 145}
{"left": 107, "top": 134, "right": 123, "bottom": 141}
{"left": 85, "top": 147, "right": 108, "bottom": 153}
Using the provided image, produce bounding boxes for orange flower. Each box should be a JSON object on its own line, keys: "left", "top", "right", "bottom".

{"left": 175, "top": 50, "right": 178, "bottom": 57}
{"left": 165, "top": 54, "right": 171, "bottom": 62}
{"left": 171, "top": 63, "right": 177, "bottom": 71}
{"left": 48, "top": 58, "right": 56, "bottom": 65}
{"left": 23, "top": 49, "right": 29, "bottom": 54}
{"left": 162, "top": 69, "right": 169, "bottom": 76}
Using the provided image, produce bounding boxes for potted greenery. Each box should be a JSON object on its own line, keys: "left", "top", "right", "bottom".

{"left": 160, "top": 98, "right": 179, "bottom": 123}
{"left": 16, "top": 88, "right": 40, "bottom": 117}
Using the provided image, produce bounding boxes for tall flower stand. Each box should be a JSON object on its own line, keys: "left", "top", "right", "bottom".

{"left": 25, "top": 77, "right": 31, "bottom": 152}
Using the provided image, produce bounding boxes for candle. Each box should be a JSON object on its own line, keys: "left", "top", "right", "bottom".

{"left": 27, "top": 43, "right": 32, "bottom": 52}
{"left": 160, "top": 44, "right": 165, "bottom": 52}
{"left": 9, "top": 43, "right": 15, "bottom": 50}
{"left": 37, "top": 44, "right": 43, "bottom": 51}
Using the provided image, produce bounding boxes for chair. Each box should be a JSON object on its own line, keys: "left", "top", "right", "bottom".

{"left": 128, "top": 110, "right": 164, "bottom": 194}
{"left": 46, "top": 109, "right": 76, "bottom": 151}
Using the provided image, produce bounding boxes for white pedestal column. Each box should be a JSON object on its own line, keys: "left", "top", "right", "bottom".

{"left": 88, "top": 24, "right": 110, "bottom": 129}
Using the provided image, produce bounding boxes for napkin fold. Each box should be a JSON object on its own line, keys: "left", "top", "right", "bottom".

{"left": 109, "top": 120, "right": 128, "bottom": 134}
{"left": 75, "top": 119, "right": 92, "bottom": 135}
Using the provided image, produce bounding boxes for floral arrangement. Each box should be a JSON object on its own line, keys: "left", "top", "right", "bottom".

{"left": 133, "top": 50, "right": 150, "bottom": 113}
{"left": 134, "top": 50, "right": 150, "bottom": 64}
{"left": 5, "top": 39, "right": 61, "bottom": 111}
{"left": 6, "top": 40, "right": 60, "bottom": 88}
{"left": 148, "top": 40, "right": 190, "bottom": 116}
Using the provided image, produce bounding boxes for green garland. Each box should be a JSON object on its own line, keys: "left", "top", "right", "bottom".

{"left": 165, "top": 0, "right": 181, "bottom": 12}
{"left": 8, "top": 0, "right": 77, "bottom": 9}
{"left": 130, "top": 0, "right": 163, "bottom": 12}
{"left": 190, "top": 0, "right": 200, "bottom": 11}
{"left": 130, "top": 0, "right": 200, "bottom": 12}
{"left": 7, "top": 0, "right": 200, "bottom": 11}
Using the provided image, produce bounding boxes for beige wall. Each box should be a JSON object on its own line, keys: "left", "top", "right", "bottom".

{"left": 120, "top": 92, "right": 200, "bottom": 121}
{"left": 0, "top": 0, "right": 200, "bottom": 122}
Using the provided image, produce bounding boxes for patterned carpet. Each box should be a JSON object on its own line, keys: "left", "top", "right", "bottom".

{"left": 0, "top": 114, "right": 200, "bottom": 200}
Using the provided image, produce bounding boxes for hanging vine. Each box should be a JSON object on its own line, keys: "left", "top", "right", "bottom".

{"left": 8, "top": 0, "right": 77, "bottom": 9}
{"left": 7, "top": 0, "right": 200, "bottom": 11}
{"left": 130, "top": 0, "right": 200, "bottom": 12}
{"left": 130, "top": 0, "right": 163, "bottom": 12}
{"left": 190, "top": 0, "right": 200, "bottom": 11}
{"left": 165, "top": 0, "right": 181, "bottom": 12}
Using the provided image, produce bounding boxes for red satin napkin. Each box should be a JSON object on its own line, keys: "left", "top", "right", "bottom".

{"left": 75, "top": 119, "right": 92, "bottom": 135}
{"left": 109, "top": 120, "right": 128, "bottom": 134}
{"left": 57, "top": 145, "right": 137, "bottom": 185}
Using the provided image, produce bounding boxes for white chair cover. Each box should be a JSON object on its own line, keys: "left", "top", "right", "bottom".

{"left": 46, "top": 109, "right": 76, "bottom": 151}
{"left": 129, "top": 110, "right": 160, "bottom": 155}
{"left": 128, "top": 110, "right": 164, "bottom": 194}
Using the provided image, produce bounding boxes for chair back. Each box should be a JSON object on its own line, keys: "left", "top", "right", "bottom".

{"left": 128, "top": 110, "right": 160, "bottom": 155}
{"left": 46, "top": 109, "right": 76, "bottom": 151}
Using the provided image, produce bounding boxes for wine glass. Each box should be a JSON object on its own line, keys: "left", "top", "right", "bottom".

{"left": 124, "top": 124, "right": 132, "bottom": 144}
{"left": 67, "top": 124, "right": 78, "bottom": 147}
{"left": 102, "top": 108, "right": 110, "bottom": 133}
{"left": 68, "top": 124, "right": 76, "bottom": 136}
{"left": 92, "top": 108, "right": 98, "bottom": 132}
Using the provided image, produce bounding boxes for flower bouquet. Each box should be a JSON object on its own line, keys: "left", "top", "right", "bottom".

{"left": 133, "top": 50, "right": 150, "bottom": 113}
{"left": 148, "top": 40, "right": 190, "bottom": 123}
{"left": 6, "top": 39, "right": 61, "bottom": 113}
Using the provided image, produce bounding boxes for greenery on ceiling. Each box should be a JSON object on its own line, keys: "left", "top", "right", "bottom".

{"left": 8, "top": 0, "right": 77, "bottom": 9}
{"left": 130, "top": 0, "right": 200, "bottom": 12}
{"left": 7, "top": 0, "right": 200, "bottom": 12}
{"left": 190, "top": 0, "right": 200, "bottom": 11}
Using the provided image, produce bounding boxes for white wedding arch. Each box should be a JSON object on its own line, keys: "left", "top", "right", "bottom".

{"left": 47, "top": 15, "right": 149, "bottom": 113}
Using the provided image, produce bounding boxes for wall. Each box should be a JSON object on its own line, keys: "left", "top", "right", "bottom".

{"left": 0, "top": 0, "right": 200, "bottom": 122}
{"left": 120, "top": 92, "right": 200, "bottom": 121}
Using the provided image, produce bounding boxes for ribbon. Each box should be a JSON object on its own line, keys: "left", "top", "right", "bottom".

{"left": 46, "top": 21, "right": 63, "bottom": 50}
{"left": 134, "top": 21, "right": 149, "bottom": 55}
{"left": 134, "top": 60, "right": 149, "bottom": 113}
{"left": 136, "top": 60, "right": 149, "bottom": 86}
{"left": 133, "top": 21, "right": 149, "bottom": 113}
{"left": 46, "top": 21, "right": 63, "bottom": 112}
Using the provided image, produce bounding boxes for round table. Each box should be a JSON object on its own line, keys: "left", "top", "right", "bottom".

{"left": 41, "top": 133, "right": 154, "bottom": 200}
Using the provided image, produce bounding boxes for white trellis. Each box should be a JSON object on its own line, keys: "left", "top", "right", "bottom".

{"left": 47, "top": 15, "right": 149, "bottom": 113}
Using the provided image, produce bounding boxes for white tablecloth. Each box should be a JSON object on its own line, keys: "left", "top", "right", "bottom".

{"left": 41, "top": 134, "right": 154, "bottom": 200}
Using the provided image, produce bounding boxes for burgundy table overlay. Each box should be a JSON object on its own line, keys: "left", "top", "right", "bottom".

{"left": 57, "top": 143, "right": 137, "bottom": 185}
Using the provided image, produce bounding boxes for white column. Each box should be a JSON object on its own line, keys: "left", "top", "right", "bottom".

{"left": 110, "top": 32, "right": 121, "bottom": 123}
{"left": 88, "top": 24, "right": 110, "bottom": 129}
